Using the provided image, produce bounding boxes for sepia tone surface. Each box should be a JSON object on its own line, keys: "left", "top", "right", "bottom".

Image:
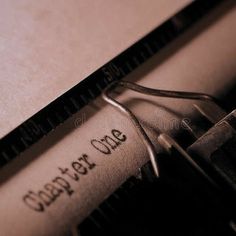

{"left": 0, "top": 1, "right": 235, "bottom": 235}
{"left": 0, "top": 0, "right": 191, "bottom": 138}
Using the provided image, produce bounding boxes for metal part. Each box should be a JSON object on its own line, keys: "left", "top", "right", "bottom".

{"left": 102, "top": 80, "right": 220, "bottom": 179}
{"left": 188, "top": 110, "right": 236, "bottom": 194}
{"left": 0, "top": 0, "right": 223, "bottom": 167}
{"left": 102, "top": 82, "right": 160, "bottom": 177}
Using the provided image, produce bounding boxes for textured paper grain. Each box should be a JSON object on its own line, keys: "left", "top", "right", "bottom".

{"left": 0, "top": 2, "right": 236, "bottom": 235}
{"left": 0, "top": 0, "right": 191, "bottom": 138}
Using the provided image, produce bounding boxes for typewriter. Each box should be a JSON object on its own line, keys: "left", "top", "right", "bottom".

{"left": 0, "top": 0, "right": 236, "bottom": 235}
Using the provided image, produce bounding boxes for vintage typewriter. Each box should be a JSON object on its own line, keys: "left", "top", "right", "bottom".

{"left": 0, "top": 0, "right": 236, "bottom": 235}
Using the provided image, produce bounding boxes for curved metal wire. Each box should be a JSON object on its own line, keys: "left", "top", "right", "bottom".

{"left": 117, "top": 80, "right": 218, "bottom": 104}
{"left": 102, "top": 80, "right": 219, "bottom": 178}
{"left": 102, "top": 82, "right": 159, "bottom": 177}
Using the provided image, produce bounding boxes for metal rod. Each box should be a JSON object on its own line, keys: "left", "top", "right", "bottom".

{"left": 102, "top": 82, "right": 159, "bottom": 177}
{"left": 102, "top": 80, "right": 219, "bottom": 178}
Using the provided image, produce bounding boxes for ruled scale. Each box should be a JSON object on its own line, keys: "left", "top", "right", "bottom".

{"left": 0, "top": 0, "right": 223, "bottom": 166}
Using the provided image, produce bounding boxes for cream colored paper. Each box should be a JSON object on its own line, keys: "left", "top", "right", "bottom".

{"left": 0, "top": 2, "right": 236, "bottom": 235}
{"left": 0, "top": 0, "right": 191, "bottom": 138}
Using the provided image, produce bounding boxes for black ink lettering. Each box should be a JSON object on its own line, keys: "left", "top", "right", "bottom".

{"left": 78, "top": 154, "right": 96, "bottom": 170}
{"left": 44, "top": 183, "right": 63, "bottom": 200}
{"left": 91, "top": 139, "right": 111, "bottom": 154}
{"left": 58, "top": 167, "right": 79, "bottom": 181}
{"left": 38, "top": 190, "right": 55, "bottom": 206}
{"left": 23, "top": 191, "right": 44, "bottom": 212}
{"left": 52, "top": 177, "right": 74, "bottom": 196}
{"left": 72, "top": 161, "right": 87, "bottom": 175}
{"left": 101, "top": 135, "right": 121, "bottom": 150}
{"left": 112, "top": 129, "right": 126, "bottom": 142}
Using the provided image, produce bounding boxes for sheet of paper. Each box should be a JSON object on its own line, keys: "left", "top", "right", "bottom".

{"left": 0, "top": 2, "right": 236, "bottom": 235}
{"left": 0, "top": 0, "right": 191, "bottom": 138}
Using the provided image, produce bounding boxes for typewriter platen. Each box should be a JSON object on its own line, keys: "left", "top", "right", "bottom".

{"left": 0, "top": 0, "right": 236, "bottom": 236}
